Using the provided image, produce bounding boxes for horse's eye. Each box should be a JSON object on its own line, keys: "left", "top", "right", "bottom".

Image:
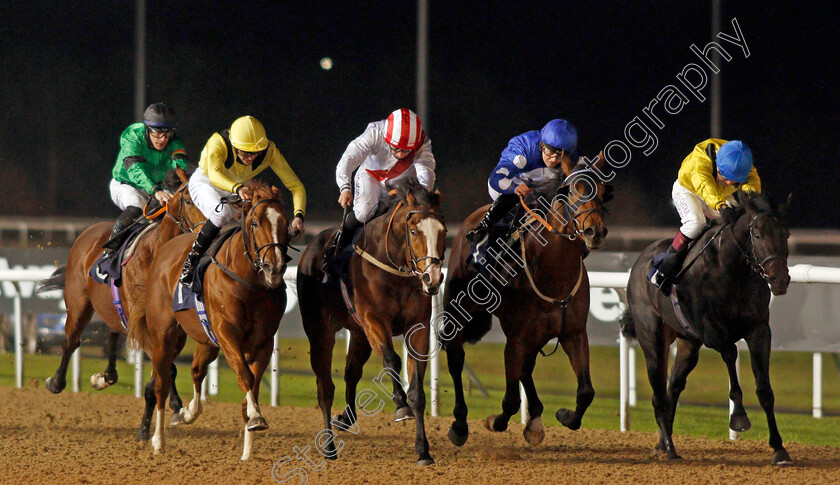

{"left": 753, "top": 232, "right": 761, "bottom": 239}
{"left": 251, "top": 221, "right": 258, "bottom": 228}
{"left": 410, "top": 229, "right": 417, "bottom": 236}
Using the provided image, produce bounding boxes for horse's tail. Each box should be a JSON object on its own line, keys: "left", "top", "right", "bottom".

{"left": 36, "top": 266, "right": 67, "bottom": 293}
{"left": 127, "top": 309, "right": 152, "bottom": 354}
{"left": 619, "top": 310, "right": 636, "bottom": 339}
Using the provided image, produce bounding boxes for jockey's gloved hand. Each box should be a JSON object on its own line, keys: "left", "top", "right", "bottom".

{"left": 719, "top": 204, "right": 738, "bottom": 225}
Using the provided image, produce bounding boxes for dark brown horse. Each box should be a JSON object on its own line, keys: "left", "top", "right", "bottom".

{"left": 38, "top": 168, "right": 204, "bottom": 418}
{"left": 297, "top": 180, "right": 446, "bottom": 466}
{"left": 443, "top": 154, "right": 611, "bottom": 447}
{"left": 621, "top": 190, "right": 793, "bottom": 464}
{"left": 131, "top": 180, "right": 291, "bottom": 460}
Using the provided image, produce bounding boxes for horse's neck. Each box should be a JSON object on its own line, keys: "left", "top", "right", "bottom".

{"left": 361, "top": 207, "right": 408, "bottom": 263}
{"left": 546, "top": 201, "right": 576, "bottom": 235}
{"left": 703, "top": 220, "right": 751, "bottom": 276}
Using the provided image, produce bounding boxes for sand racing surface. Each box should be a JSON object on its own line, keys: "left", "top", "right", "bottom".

{"left": 1, "top": 386, "right": 838, "bottom": 484}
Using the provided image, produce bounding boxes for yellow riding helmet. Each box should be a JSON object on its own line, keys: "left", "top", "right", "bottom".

{"left": 229, "top": 116, "right": 268, "bottom": 152}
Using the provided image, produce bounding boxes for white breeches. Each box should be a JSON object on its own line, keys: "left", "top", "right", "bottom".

{"left": 672, "top": 180, "right": 716, "bottom": 239}
{"left": 109, "top": 179, "right": 147, "bottom": 210}
{"left": 353, "top": 165, "right": 419, "bottom": 223}
{"left": 189, "top": 171, "right": 237, "bottom": 227}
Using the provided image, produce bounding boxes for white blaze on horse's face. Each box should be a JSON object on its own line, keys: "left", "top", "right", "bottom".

{"left": 415, "top": 217, "right": 445, "bottom": 294}
{"left": 263, "top": 207, "right": 287, "bottom": 288}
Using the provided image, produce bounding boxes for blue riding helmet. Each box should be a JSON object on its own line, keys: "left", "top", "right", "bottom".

{"left": 540, "top": 119, "right": 578, "bottom": 154}
{"left": 717, "top": 140, "right": 753, "bottom": 183}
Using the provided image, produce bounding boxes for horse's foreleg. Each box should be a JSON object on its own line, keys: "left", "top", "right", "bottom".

{"left": 240, "top": 340, "right": 274, "bottom": 461}
{"left": 520, "top": 351, "right": 545, "bottom": 446}
{"left": 666, "top": 338, "right": 701, "bottom": 429}
{"left": 175, "top": 342, "right": 218, "bottom": 426}
{"left": 150, "top": 348, "right": 175, "bottom": 455}
{"left": 406, "top": 324, "right": 434, "bottom": 466}
{"left": 47, "top": 304, "right": 94, "bottom": 394}
{"left": 721, "top": 343, "right": 751, "bottom": 433}
{"left": 555, "top": 331, "right": 594, "bottom": 431}
{"left": 91, "top": 330, "right": 122, "bottom": 390}
{"left": 336, "top": 332, "right": 371, "bottom": 429}
{"left": 486, "top": 340, "right": 524, "bottom": 433}
{"left": 381, "top": 345, "right": 412, "bottom": 422}
{"left": 746, "top": 326, "right": 792, "bottom": 465}
{"left": 445, "top": 333, "right": 469, "bottom": 446}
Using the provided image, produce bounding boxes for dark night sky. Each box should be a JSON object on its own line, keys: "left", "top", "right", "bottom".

{"left": 1, "top": 1, "right": 837, "bottom": 228}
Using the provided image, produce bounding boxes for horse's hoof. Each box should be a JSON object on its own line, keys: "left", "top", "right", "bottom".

{"left": 136, "top": 429, "right": 150, "bottom": 442}
{"left": 447, "top": 424, "right": 469, "bottom": 447}
{"left": 395, "top": 406, "right": 415, "bottom": 422}
{"left": 667, "top": 451, "right": 683, "bottom": 460}
{"left": 333, "top": 412, "right": 354, "bottom": 430}
{"left": 45, "top": 377, "right": 64, "bottom": 394}
{"left": 772, "top": 448, "right": 793, "bottom": 466}
{"left": 555, "top": 408, "right": 581, "bottom": 430}
{"left": 523, "top": 418, "right": 545, "bottom": 446}
{"left": 484, "top": 415, "right": 507, "bottom": 432}
{"left": 729, "top": 413, "right": 751, "bottom": 432}
{"left": 246, "top": 416, "right": 269, "bottom": 432}
{"left": 417, "top": 457, "right": 435, "bottom": 466}
{"left": 170, "top": 412, "right": 186, "bottom": 427}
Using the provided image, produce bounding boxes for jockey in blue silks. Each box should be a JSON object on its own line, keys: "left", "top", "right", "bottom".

{"left": 466, "top": 118, "right": 578, "bottom": 243}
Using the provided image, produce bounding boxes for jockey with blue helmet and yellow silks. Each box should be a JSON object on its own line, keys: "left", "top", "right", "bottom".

{"left": 648, "top": 139, "right": 760, "bottom": 295}
{"left": 466, "top": 118, "right": 578, "bottom": 243}
{"left": 179, "top": 115, "right": 307, "bottom": 288}
{"left": 328, "top": 108, "right": 437, "bottom": 256}
{"left": 103, "top": 103, "right": 191, "bottom": 258}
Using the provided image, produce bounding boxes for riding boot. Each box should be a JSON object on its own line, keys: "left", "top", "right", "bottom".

{"left": 466, "top": 194, "right": 518, "bottom": 243}
{"left": 648, "top": 231, "right": 693, "bottom": 295}
{"left": 179, "top": 221, "right": 221, "bottom": 288}
{"left": 326, "top": 211, "right": 363, "bottom": 260}
{"left": 102, "top": 206, "right": 144, "bottom": 257}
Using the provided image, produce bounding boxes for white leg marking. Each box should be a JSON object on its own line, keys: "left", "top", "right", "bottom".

{"left": 152, "top": 408, "right": 166, "bottom": 454}
{"left": 241, "top": 427, "right": 254, "bottom": 460}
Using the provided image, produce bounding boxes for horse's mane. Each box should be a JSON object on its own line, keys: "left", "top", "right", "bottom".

{"left": 709, "top": 191, "right": 783, "bottom": 229}
{"left": 161, "top": 164, "right": 197, "bottom": 191}
{"left": 381, "top": 178, "right": 440, "bottom": 211}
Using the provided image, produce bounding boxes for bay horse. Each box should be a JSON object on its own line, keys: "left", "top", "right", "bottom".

{"left": 38, "top": 168, "right": 204, "bottom": 421}
{"left": 296, "top": 179, "right": 446, "bottom": 466}
{"left": 131, "top": 180, "right": 291, "bottom": 460}
{"left": 621, "top": 190, "right": 793, "bottom": 464}
{"left": 443, "top": 153, "right": 611, "bottom": 447}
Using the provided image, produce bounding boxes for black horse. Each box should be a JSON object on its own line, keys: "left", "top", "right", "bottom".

{"left": 621, "top": 190, "right": 792, "bottom": 464}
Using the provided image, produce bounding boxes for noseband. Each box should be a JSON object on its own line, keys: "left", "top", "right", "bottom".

{"left": 241, "top": 198, "right": 291, "bottom": 273}
{"left": 381, "top": 202, "right": 445, "bottom": 280}
{"left": 731, "top": 212, "right": 787, "bottom": 282}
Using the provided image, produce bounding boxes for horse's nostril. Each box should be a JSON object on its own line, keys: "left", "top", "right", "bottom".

{"left": 422, "top": 273, "right": 432, "bottom": 286}
{"left": 602, "top": 228, "right": 609, "bottom": 237}
{"left": 584, "top": 227, "right": 595, "bottom": 237}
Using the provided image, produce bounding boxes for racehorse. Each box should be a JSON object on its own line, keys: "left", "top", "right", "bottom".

{"left": 443, "top": 153, "right": 611, "bottom": 447}
{"left": 131, "top": 180, "right": 292, "bottom": 460}
{"left": 38, "top": 168, "right": 204, "bottom": 425}
{"left": 296, "top": 179, "right": 446, "bottom": 466}
{"left": 621, "top": 190, "right": 793, "bottom": 464}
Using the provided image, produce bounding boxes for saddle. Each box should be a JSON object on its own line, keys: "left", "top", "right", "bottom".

{"left": 189, "top": 225, "right": 240, "bottom": 298}
{"left": 89, "top": 221, "right": 157, "bottom": 286}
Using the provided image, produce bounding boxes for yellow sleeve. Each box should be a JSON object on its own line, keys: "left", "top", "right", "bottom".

{"left": 741, "top": 167, "right": 761, "bottom": 193}
{"left": 200, "top": 134, "right": 240, "bottom": 193}
{"left": 680, "top": 142, "right": 729, "bottom": 209}
{"left": 267, "top": 149, "right": 307, "bottom": 217}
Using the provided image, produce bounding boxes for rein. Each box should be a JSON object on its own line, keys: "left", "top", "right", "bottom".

{"left": 357, "top": 199, "right": 444, "bottom": 279}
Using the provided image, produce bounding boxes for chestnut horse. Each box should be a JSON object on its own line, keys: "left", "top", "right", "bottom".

{"left": 621, "top": 190, "right": 793, "bottom": 464}
{"left": 443, "top": 154, "right": 611, "bottom": 447}
{"left": 131, "top": 181, "right": 291, "bottom": 460}
{"left": 38, "top": 168, "right": 204, "bottom": 418}
{"left": 297, "top": 180, "right": 446, "bottom": 466}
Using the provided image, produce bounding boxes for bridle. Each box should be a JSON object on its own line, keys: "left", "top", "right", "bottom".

{"left": 380, "top": 201, "right": 445, "bottom": 279}
{"left": 240, "top": 198, "right": 292, "bottom": 273}
{"left": 731, "top": 211, "right": 788, "bottom": 282}
{"left": 164, "top": 184, "right": 203, "bottom": 233}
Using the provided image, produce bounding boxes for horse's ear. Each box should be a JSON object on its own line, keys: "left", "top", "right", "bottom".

{"left": 779, "top": 193, "right": 792, "bottom": 216}
{"left": 559, "top": 152, "right": 574, "bottom": 177}
{"left": 434, "top": 189, "right": 442, "bottom": 209}
{"left": 271, "top": 186, "right": 281, "bottom": 197}
{"left": 405, "top": 190, "right": 416, "bottom": 207}
{"left": 556, "top": 184, "right": 571, "bottom": 198}
{"left": 592, "top": 152, "right": 607, "bottom": 172}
